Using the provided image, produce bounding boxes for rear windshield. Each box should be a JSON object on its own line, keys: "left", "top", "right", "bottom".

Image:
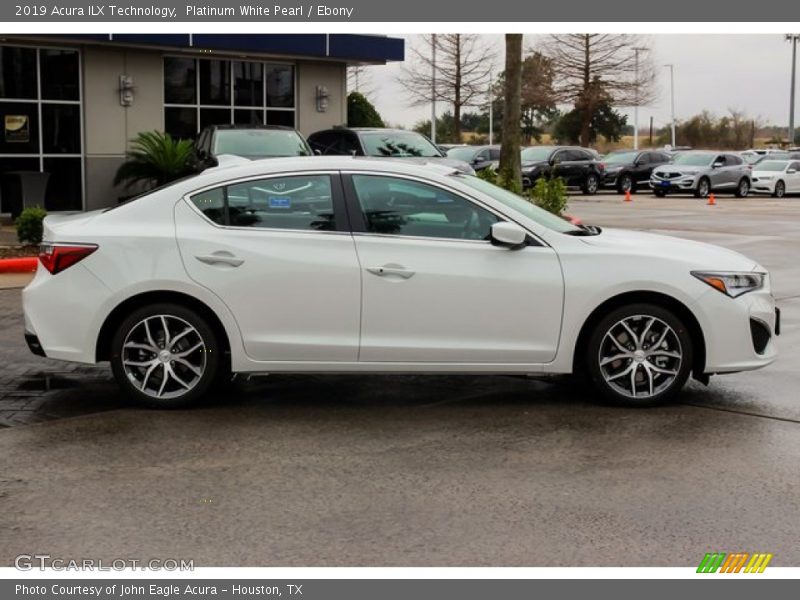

{"left": 361, "top": 132, "right": 443, "bottom": 157}
{"left": 214, "top": 129, "right": 311, "bottom": 157}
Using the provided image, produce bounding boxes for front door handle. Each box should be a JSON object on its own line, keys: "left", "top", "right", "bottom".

{"left": 366, "top": 264, "right": 415, "bottom": 279}
{"left": 195, "top": 252, "right": 245, "bottom": 267}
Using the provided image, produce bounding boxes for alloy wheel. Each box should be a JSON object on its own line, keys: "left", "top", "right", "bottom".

{"left": 775, "top": 181, "right": 785, "bottom": 198}
{"left": 598, "top": 315, "right": 683, "bottom": 400}
{"left": 586, "top": 175, "right": 598, "bottom": 194}
{"left": 121, "top": 315, "right": 207, "bottom": 399}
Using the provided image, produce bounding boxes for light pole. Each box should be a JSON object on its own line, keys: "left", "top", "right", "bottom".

{"left": 788, "top": 34, "right": 799, "bottom": 147}
{"left": 430, "top": 34, "right": 437, "bottom": 145}
{"left": 664, "top": 63, "right": 676, "bottom": 148}
{"left": 488, "top": 72, "right": 494, "bottom": 145}
{"left": 633, "top": 47, "right": 646, "bottom": 150}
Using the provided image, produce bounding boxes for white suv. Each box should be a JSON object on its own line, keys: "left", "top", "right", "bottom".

{"left": 23, "top": 157, "right": 778, "bottom": 408}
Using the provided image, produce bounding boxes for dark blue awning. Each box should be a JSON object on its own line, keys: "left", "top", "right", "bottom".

{"left": 54, "top": 33, "right": 404, "bottom": 63}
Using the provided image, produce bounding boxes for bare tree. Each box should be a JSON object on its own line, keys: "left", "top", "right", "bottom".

{"left": 347, "top": 64, "right": 376, "bottom": 98}
{"left": 400, "top": 34, "right": 495, "bottom": 143}
{"left": 543, "top": 34, "right": 656, "bottom": 146}
{"left": 499, "top": 34, "right": 523, "bottom": 191}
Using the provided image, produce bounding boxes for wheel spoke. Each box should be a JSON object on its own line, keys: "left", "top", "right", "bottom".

{"left": 143, "top": 320, "right": 157, "bottom": 349}
{"left": 642, "top": 363, "right": 655, "bottom": 396}
{"left": 169, "top": 327, "right": 194, "bottom": 349}
{"left": 639, "top": 317, "right": 655, "bottom": 347}
{"left": 175, "top": 341, "right": 203, "bottom": 358}
{"left": 647, "top": 363, "right": 678, "bottom": 376}
{"left": 174, "top": 357, "right": 202, "bottom": 377}
{"left": 140, "top": 362, "right": 159, "bottom": 392}
{"left": 620, "top": 321, "right": 639, "bottom": 349}
{"left": 648, "top": 350, "right": 681, "bottom": 360}
{"left": 605, "top": 333, "right": 631, "bottom": 354}
{"left": 157, "top": 364, "right": 170, "bottom": 397}
{"left": 629, "top": 363, "right": 638, "bottom": 397}
{"left": 607, "top": 363, "right": 634, "bottom": 382}
{"left": 124, "top": 359, "right": 156, "bottom": 367}
{"left": 124, "top": 341, "right": 158, "bottom": 353}
{"left": 160, "top": 316, "right": 171, "bottom": 346}
{"left": 600, "top": 353, "right": 632, "bottom": 366}
{"left": 168, "top": 365, "right": 191, "bottom": 389}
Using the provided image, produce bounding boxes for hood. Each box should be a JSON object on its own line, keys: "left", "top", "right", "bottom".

{"left": 387, "top": 156, "right": 475, "bottom": 175}
{"left": 653, "top": 164, "right": 705, "bottom": 175}
{"left": 580, "top": 228, "right": 759, "bottom": 271}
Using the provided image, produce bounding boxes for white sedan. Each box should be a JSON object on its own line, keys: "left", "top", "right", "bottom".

{"left": 751, "top": 159, "right": 800, "bottom": 197}
{"left": 22, "top": 157, "right": 779, "bottom": 408}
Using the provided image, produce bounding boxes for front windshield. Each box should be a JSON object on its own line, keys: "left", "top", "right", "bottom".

{"left": 361, "top": 132, "right": 442, "bottom": 157}
{"left": 741, "top": 153, "right": 761, "bottom": 164}
{"left": 455, "top": 174, "right": 581, "bottom": 234}
{"left": 214, "top": 130, "right": 311, "bottom": 157}
{"left": 521, "top": 147, "right": 553, "bottom": 161}
{"left": 673, "top": 152, "right": 715, "bottom": 167}
{"left": 447, "top": 146, "right": 479, "bottom": 162}
{"left": 756, "top": 161, "right": 789, "bottom": 172}
{"left": 603, "top": 151, "right": 638, "bottom": 164}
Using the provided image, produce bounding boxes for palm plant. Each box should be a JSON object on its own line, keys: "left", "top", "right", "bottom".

{"left": 114, "top": 131, "right": 195, "bottom": 190}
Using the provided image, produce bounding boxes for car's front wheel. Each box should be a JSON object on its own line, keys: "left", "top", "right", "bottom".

{"left": 694, "top": 177, "right": 711, "bottom": 198}
{"left": 585, "top": 304, "right": 693, "bottom": 406}
{"left": 617, "top": 174, "right": 635, "bottom": 194}
{"left": 110, "top": 303, "right": 220, "bottom": 408}
{"left": 773, "top": 180, "right": 786, "bottom": 198}
{"left": 654, "top": 188, "right": 667, "bottom": 198}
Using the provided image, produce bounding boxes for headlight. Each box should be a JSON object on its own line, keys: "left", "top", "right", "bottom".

{"left": 691, "top": 271, "right": 765, "bottom": 298}
{"left": 759, "top": 176, "right": 773, "bottom": 181}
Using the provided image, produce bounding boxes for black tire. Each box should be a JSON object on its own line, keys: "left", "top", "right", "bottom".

{"left": 617, "top": 174, "right": 636, "bottom": 194}
{"left": 694, "top": 177, "right": 711, "bottom": 198}
{"left": 585, "top": 303, "right": 693, "bottom": 407}
{"left": 654, "top": 189, "right": 667, "bottom": 198}
{"left": 773, "top": 181, "right": 786, "bottom": 198}
{"left": 110, "top": 303, "right": 220, "bottom": 408}
{"left": 735, "top": 178, "right": 750, "bottom": 198}
{"left": 583, "top": 173, "right": 599, "bottom": 195}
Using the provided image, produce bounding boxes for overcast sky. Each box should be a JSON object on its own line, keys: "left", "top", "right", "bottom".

{"left": 357, "top": 34, "right": 797, "bottom": 131}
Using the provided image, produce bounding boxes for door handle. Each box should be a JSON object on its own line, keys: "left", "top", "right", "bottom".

{"left": 366, "top": 265, "right": 415, "bottom": 279}
{"left": 194, "top": 252, "right": 244, "bottom": 267}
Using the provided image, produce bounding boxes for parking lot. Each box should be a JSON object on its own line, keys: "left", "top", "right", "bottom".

{"left": 1, "top": 191, "right": 799, "bottom": 567}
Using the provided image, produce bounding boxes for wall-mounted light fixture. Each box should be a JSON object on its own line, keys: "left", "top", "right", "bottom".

{"left": 316, "top": 85, "right": 329, "bottom": 113}
{"left": 119, "top": 75, "right": 134, "bottom": 107}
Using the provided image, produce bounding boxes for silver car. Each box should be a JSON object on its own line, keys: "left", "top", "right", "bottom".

{"left": 650, "top": 151, "right": 752, "bottom": 198}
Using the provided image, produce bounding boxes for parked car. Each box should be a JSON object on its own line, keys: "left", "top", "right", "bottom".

{"left": 446, "top": 145, "right": 501, "bottom": 172}
{"left": 307, "top": 127, "right": 474, "bottom": 174}
{"left": 600, "top": 149, "right": 672, "bottom": 194}
{"left": 520, "top": 146, "right": 605, "bottom": 194}
{"left": 23, "top": 157, "right": 777, "bottom": 408}
{"left": 751, "top": 159, "right": 800, "bottom": 197}
{"left": 192, "top": 125, "right": 312, "bottom": 170}
{"left": 650, "top": 151, "right": 752, "bottom": 198}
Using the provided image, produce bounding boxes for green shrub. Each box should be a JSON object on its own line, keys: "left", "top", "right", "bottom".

{"left": 114, "top": 130, "right": 195, "bottom": 190}
{"left": 530, "top": 176, "right": 568, "bottom": 215}
{"left": 15, "top": 206, "right": 47, "bottom": 245}
{"left": 476, "top": 165, "right": 498, "bottom": 185}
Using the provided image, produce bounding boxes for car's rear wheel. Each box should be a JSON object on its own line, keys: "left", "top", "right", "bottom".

{"left": 773, "top": 181, "right": 786, "bottom": 198}
{"left": 735, "top": 178, "right": 750, "bottom": 198}
{"left": 110, "top": 303, "right": 219, "bottom": 408}
{"left": 694, "top": 177, "right": 711, "bottom": 198}
{"left": 654, "top": 189, "right": 667, "bottom": 198}
{"left": 583, "top": 173, "right": 599, "bottom": 195}
{"left": 617, "top": 174, "right": 635, "bottom": 194}
{"left": 585, "top": 304, "right": 693, "bottom": 406}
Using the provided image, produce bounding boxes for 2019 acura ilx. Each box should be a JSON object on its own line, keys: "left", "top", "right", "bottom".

{"left": 23, "top": 157, "right": 778, "bottom": 408}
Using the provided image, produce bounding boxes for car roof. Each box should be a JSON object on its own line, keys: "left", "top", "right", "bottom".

{"left": 207, "top": 124, "right": 296, "bottom": 132}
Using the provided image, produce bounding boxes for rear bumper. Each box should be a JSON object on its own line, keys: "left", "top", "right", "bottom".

{"left": 24, "top": 330, "right": 46, "bottom": 357}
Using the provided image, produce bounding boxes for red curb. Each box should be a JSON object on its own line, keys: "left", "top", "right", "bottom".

{"left": 0, "top": 257, "right": 38, "bottom": 273}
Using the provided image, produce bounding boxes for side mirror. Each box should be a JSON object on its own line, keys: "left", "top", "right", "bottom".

{"left": 788, "top": 168, "right": 797, "bottom": 174}
{"left": 712, "top": 161, "right": 724, "bottom": 169}
{"left": 490, "top": 222, "right": 527, "bottom": 249}
{"left": 314, "top": 148, "right": 322, "bottom": 156}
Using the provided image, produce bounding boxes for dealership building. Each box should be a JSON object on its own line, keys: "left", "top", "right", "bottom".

{"left": 0, "top": 34, "right": 404, "bottom": 214}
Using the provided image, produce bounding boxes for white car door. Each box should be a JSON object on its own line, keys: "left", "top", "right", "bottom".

{"left": 345, "top": 173, "right": 564, "bottom": 364}
{"left": 788, "top": 162, "right": 800, "bottom": 192}
{"left": 175, "top": 172, "right": 361, "bottom": 362}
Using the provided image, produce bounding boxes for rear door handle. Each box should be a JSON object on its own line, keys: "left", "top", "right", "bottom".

{"left": 366, "top": 265, "right": 415, "bottom": 279}
{"left": 194, "top": 252, "right": 244, "bottom": 267}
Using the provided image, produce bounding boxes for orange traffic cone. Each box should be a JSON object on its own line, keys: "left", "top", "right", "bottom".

{"left": 707, "top": 193, "right": 716, "bottom": 206}
{"left": 624, "top": 190, "right": 632, "bottom": 202}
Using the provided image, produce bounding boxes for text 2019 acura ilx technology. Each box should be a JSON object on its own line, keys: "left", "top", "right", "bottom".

{"left": 23, "top": 157, "right": 779, "bottom": 408}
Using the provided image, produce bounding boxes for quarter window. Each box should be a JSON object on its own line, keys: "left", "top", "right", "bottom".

{"left": 351, "top": 175, "right": 500, "bottom": 241}
{"left": 190, "top": 175, "right": 336, "bottom": 232}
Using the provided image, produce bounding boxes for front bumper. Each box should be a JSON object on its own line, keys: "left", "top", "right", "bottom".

{"left": 692, "top": 282, "right": 778, "bottom": 374}
{"left": 751, "top": 177, "right": 776, "bottom": 194}
{"left": 650, "top": 175, "right": 697, "bottom": 192}
{"left": 24, "top": 330, "right": 46, "bottom": 357}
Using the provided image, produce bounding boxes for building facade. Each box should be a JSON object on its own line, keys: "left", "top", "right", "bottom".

{"left": 0, "top": 34, "right": 403, "bottom": 213}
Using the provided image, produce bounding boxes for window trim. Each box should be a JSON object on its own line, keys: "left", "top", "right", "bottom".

{"left": 0, "top": 43, "right": 84, "bottom": 212}
{"left": 162, "top": 54, "right": 297, "bottom": 138}
{"left": 183, "top": 170, "right": 350, "bottom": 235}
{"left": 340, "top": 171, "right": 545, "bottom": 247}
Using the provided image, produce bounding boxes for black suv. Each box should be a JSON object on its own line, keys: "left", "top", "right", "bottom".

{"left": 600, "top": 149, "right": 672, "bottom": 194}
{"left": 521, "top": 146, "right": 605, "bottom": 194}
{"left": 307, "top": 127, "right": 474, "bottom": 173}
{"left": 193, "top": 124, "right": 312, "bottom": 170}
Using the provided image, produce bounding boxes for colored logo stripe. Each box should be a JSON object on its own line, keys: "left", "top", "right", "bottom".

{"left": 697, "top": 552, "right": 773, "bottom": 573}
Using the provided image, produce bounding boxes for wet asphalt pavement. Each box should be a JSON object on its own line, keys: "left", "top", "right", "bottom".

{"left": 1, "top": 193, "right": 799, "bottom": 566}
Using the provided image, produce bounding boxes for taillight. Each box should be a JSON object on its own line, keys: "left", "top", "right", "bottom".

{"left": 38, "top": 243, "right": 98, "bottom": 275}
